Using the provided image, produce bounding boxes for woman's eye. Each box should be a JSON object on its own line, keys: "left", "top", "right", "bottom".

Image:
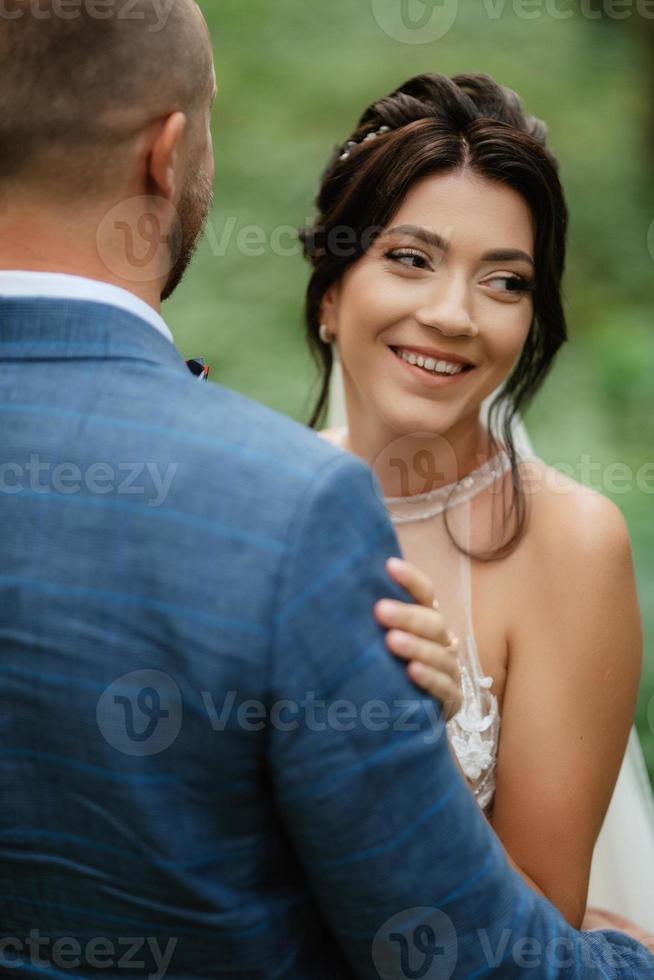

{"left": 384, "top": 249, "right": 431, "bottom": 271}
{"left": 483, "top": 274, "right": 534, "bottom": 296}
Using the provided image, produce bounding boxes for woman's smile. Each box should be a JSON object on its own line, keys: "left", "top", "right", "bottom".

{"left": 388, "top": 344, "right": 477, "bottom": 389}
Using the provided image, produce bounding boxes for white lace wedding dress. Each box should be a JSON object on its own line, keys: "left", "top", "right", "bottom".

{"left": 324, "top": 359, "right": 654, "bottom": 929}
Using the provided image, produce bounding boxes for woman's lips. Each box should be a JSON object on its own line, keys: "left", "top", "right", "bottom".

{"left": 389, "top": 346, "right": 476, "bottom": 388}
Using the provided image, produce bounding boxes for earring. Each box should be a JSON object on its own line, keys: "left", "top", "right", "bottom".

{"left": 319, "top": 323, "right": 333, "bottom": 345}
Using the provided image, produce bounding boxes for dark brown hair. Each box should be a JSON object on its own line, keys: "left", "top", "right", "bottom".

{"left": 300, "top": 72, "right": 569, "bottom": 561}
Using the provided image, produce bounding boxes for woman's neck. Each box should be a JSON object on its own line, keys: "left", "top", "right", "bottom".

{"left": 341, "top": 411, "right": 493, "bottom": 499}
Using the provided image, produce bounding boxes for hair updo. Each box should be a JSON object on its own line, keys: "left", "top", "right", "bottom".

{"left": 299, "top": 71, "right": 569, "bottom": 561}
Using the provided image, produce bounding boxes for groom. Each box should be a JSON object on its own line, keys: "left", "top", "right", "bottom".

{"left": 0, "top": 2, "right": 651, "bottom": 977}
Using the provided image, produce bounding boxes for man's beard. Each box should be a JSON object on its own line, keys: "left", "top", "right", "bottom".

{"left": 161, "top": 163, "right": 214, "bottom": 301}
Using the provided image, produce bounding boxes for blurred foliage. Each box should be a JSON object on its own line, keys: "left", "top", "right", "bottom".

{"left": 165, "top": 0, "right": 654, "bottom": 783}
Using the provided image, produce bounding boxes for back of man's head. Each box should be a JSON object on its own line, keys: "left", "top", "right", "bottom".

{"left": 0, "top": 0, "right": 213, "bottom": 201}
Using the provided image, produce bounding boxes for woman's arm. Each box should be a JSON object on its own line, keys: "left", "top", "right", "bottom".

{"left": 490, "top": 480, "right": 643, "bottom": 928}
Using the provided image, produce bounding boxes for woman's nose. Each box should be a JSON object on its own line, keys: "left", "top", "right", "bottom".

{"left": 415, "top": 276, "right": 478, "bottom": 337}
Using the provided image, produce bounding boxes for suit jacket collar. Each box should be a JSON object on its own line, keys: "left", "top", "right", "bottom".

{"left": 0, "top": 297, "right": 188, "bottom": 377}
{"left": 0, "top": 270, "right": 173, "bottom": 343}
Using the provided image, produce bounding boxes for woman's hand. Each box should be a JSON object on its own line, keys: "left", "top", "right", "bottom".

{"left": 374, "top": 557, "right": 463, "bottom": 722}
{"left": 582, "top": 907, "right": 654, "bottom": 955}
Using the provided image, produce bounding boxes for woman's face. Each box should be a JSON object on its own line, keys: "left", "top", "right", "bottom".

{"left": 322, "top": 169, "right": 536, "bottom": 438}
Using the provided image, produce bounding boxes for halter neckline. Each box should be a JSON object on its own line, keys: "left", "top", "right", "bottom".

{"left": 385, "top": 450, "right": 513, "bottom": 524}
{"left": 330, "top": 427, "right": 514, "bottom": 523}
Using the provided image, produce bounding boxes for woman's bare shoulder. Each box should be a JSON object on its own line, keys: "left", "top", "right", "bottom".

{"left": 520, "top": 457, "right": 632, "bottom": 568}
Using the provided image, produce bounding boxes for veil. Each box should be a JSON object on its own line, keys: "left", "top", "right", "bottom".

{"left": 326, "top": 357, "right": 654, "bottom": 930}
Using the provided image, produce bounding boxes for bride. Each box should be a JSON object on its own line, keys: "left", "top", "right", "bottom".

{"left": 300, "top": 72, "right": 654, "bottom": 935}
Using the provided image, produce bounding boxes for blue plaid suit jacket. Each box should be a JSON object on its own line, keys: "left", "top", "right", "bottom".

{"left": 0, "top": 297, "right": 652, "bottom": 978}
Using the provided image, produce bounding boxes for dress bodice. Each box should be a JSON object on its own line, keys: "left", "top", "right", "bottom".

{"left": 325, "top": 427, "right": 533, "bottom": 816}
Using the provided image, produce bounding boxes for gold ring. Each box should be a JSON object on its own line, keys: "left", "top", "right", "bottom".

{"left": 447, "top": 630, "right": 460, "bottom": 650}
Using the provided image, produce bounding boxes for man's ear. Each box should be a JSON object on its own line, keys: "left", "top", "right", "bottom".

{"left": 148, "top": 112, "right": 188, "bottom": 201}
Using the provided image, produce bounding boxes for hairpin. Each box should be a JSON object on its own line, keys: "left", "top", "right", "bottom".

{"left": 339, "top": 125, "right": 391, "bottom": 161}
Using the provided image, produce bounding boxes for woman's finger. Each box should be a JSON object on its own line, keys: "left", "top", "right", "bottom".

{"left": 385, "top": 557, "right": 436, "bottom": 608}
{"left": 407, "top": 661, "right": 463, "bottom": 721}
{"left": 387, "top": 630, "right": 462, "bottom": 719}
{"left": 387, "top": 630, "right": 460, "bottom": 679}
{"left": 375, "top": 599, "right": 452, "bottom": 647}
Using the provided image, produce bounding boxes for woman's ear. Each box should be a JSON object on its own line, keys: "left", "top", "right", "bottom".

{"left": 320, "top": 283, "right": 340, "bottom": 337}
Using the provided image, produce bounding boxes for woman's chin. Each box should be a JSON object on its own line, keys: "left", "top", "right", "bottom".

{"left": 374, "top": 401, "right": 460, "bottom": 439}
{"left": 371, "top": 371, "right": 498, "bottom": 437}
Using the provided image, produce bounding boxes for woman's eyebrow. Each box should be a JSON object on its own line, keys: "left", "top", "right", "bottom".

{"left": 481, "top": 248, "right": 534, "bottom": 267}
{"left": 381, "top": 224, "right": 449, "bottom": 250}
{"left": 381, "top": 226, "right": 534, "bottom": 268}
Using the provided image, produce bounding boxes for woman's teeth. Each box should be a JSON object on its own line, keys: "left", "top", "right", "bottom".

{"left": 394, "top": 348, "right": 468, "bottom": 376}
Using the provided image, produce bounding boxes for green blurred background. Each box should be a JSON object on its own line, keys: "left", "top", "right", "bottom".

{"left": 166, "top": 0, "right": 654, "bottom": 785}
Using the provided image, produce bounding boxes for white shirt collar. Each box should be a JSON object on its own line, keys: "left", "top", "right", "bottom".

{"left": 0, "top": 271, "right": 173, "bottom": 344}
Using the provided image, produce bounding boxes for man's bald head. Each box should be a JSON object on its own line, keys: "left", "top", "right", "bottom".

{"left": 0, "top": 0, "right": 214, "bottom": 197}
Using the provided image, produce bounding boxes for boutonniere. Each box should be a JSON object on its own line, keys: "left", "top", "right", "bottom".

{"left": 186, "top": 357, "right": 210, "bottom": 382}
